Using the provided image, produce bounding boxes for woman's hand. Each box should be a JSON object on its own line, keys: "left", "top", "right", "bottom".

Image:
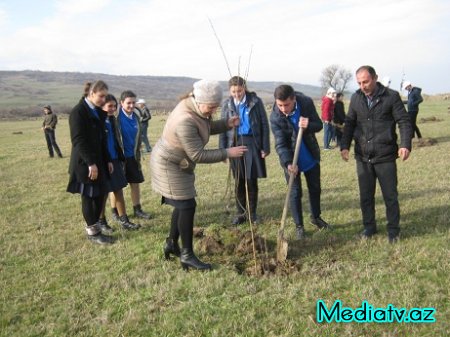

{"left": 227, "top": 145, "right": 247, "bottom": 158}
{"left": 228, "top": 116, "right": 240, "bottom": 128}
{"left": 88, "top": 164, "right": 99, "bottom": 180}
{"left": 108, "top": 162, "right": 114, "bottom": 174}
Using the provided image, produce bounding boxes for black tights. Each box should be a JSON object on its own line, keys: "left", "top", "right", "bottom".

{"left": 81, "top": 195, "right": 103, "bottom": 226}
{"left": 169, "top": 207, "right": 196, "bottom": 250}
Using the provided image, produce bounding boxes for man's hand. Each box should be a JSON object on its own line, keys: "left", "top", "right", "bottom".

{"left": 398, "top": 148, "right": 410, "bottom": 161}
{"left": 299, "top": 116, "right": 309, "bottom": 129}
{"left": 341, "top": 149, "right": 350, "bottom": 161}
{"left": 287, "top": 164, "right": 298, "bottom": 176}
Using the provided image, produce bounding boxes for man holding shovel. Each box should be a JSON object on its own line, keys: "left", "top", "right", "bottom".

{"left": 270, "top": 85, "right": 331, "bottom": 240}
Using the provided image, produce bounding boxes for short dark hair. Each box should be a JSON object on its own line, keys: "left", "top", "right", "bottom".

{"left": 356, "top": 65, "right": 377, "bottom": 78}
{"left": 274, "top": 84, "right": 295, "bottom": 101}
{"left": 336, "top": 92, "right": 344, "bottom": 99}
{"left": 120, "top": 90, "right": 137, "bottom": 102}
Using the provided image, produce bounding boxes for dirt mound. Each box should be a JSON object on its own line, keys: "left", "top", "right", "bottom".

{"left": 419, "top": 116, "right": 442, "bottom": 123}
{"left": 235, "top": 231, "right": 267, "bottom": 255}
{"left": 196, "top": 236, "right": 225, "bottom": 254}
{"left": 193, "top": 226, "right": 302, "bottom": 277}
{"left": 413, "top": 137, "right": 437, "bottom": 147}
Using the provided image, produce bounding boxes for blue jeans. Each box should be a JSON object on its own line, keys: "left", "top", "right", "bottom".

{"left": 44, "top": 129, "right": 62, "bottom": 157}
{"left": 356, "top": 160, "right": 400, "bottom": 236}
{"left": 323, "top": 122, "right": 333, "bottom": 149}
{"left": 283, "top": 163, "right": 321, "bottom": 226}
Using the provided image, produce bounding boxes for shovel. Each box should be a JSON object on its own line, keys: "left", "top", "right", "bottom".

{"left": 277, "top": 126, "right": 304, "bottom": 263}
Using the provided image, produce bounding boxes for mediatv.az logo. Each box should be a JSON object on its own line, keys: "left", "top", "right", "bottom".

{"left": 316, "top": 300, "right": 436, "bottom": 323}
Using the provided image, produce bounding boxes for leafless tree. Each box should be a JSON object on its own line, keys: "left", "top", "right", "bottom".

{"left": 319, "top": 64, "right": 352, "bottom": 93}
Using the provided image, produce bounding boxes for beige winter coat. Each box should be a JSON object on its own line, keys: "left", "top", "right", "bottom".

{"left": 151, "top": 96, "right": 229, "bottom": 200}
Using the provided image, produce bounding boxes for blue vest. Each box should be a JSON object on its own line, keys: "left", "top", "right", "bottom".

{"left": 288, "top": 105, "right": 318, "bottom": 172}
{"left": 119, "top": 109, "right": 138, "bottom": 158}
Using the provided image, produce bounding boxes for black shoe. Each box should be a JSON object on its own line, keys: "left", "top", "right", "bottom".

{"left": 180, "top": 248, "right": 212, "bottom": 271}
{"left": 133, "top": 206, "right": 153, "bottom": 220}
{"left": 388, "top": 234, "right": 399, "bottom": 244}
{"left": 296, "top": 225, "right": 305, "bottom": 240}
{"left": 97, "top": 218, "right": 114, "bottom": 235}
{"left": 359, "top": 229, "right": 377, "bottom": 239}
{"left": 310, "top": 216, "right": 332, "bottom": 229}
{"left": 57, "top": 154, "right": 63, "bottom": 158}
{"left": 87, "top": 233, "right": 115, "bottom": 245}
{"left": 163, "top": 238, "right": 181, "bottom": 259}
{"left": 232, "top": 214, "right": 247, "bottom": 225}
{"left": 119, "top": 215, "right": 141, "bottom": 230}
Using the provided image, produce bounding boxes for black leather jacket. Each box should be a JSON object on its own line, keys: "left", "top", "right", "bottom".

{"left": 270, "top": 92, "right": 322, "bottom": 168}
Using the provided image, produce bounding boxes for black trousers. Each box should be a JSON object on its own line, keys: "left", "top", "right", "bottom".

{"left": 356, "top": 160, "right": 400, "bottom": 236}
{"left": 409, "top": 110, "right": 422, "bottom": 138}
{"left": 44, "top": 129, "right": 62, "bottom": 157}
{"left": 284, "top": 163, "right": 321, "bottom": 227}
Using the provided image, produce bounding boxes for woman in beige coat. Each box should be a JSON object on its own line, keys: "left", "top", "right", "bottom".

{"left": 151, "top": 80, "right": 247, "bottom": 271}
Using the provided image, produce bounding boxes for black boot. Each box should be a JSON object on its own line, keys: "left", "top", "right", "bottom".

{"left": 119, "top": 215, "right": 141, "bottom": 230}
{"left": 164, "top": 237, "right": 181, "bottom": 259}
{"left": 133, "top": 204, "right": 153, "bottom": 219}
{"left": 180, "top": 248, "right": 211, "bottom": 271}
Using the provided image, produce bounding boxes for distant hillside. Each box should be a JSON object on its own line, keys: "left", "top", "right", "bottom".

{"left": 0, "top": 70, "right": 323, "bottom": 119}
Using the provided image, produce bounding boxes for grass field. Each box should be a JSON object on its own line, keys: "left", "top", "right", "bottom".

{"left": 0, "top": 100, "right": 449, "bottom": 336}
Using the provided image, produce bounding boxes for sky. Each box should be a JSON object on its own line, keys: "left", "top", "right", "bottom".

{"left": 0, "top": 0, "right": 449, "bottom": 94}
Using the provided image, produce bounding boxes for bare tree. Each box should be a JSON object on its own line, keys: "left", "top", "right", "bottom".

{"left": 319, "top": 64, "right": 352, "bottom": 93}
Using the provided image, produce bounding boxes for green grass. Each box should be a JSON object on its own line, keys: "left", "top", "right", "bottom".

{"left": 0, "top": 100, "right": 449, "bottom": 336}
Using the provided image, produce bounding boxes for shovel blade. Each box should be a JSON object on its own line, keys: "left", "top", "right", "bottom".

{"left": 276, "top": 236, "right": 289, "bottom": 262}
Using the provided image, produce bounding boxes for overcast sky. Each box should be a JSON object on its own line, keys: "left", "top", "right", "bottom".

{"left": 1, "top": 0, "right": 449, "bottom": 94}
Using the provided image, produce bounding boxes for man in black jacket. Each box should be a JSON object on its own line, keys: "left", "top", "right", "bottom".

{"left": 270, "top": 85, "right": 331, "bottom": 239}
{"left": 340, "top": 65, "right": 412, "bottom": 243}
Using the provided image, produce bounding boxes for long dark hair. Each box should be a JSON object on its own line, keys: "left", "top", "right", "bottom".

{"left": 83, "top": 80, "right": 109, "bottom": 98}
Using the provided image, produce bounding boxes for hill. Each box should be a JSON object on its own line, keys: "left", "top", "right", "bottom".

{"left": 0, "top": 70, "right": 323, "bottom": 119}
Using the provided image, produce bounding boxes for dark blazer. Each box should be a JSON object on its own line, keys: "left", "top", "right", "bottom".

{"left": 341, "top": 83, "right": 412, "bottom": 163}
{"left": 219, "top": 91, "right": 270, "bottom": 155}
{"left": 107, "top": 114, "right": 125, "bottom": 161}
{"left": 67, "top": 98, "right": 110, "bottom": 185}
{"left": 270, "top": 92, "right": 322, "bottom": 168}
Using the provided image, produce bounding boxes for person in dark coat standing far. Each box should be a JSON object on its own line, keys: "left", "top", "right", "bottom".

{"left": 333, "top": 93, "right": 346, "bottom": 147}
{"left": 270, "top": 84, "right": 332, "bottom": 239}
{"left": 42, "top": 105, "right": 63, "bottom": 158}
{"left": 219, "top": 76, "right": 270, "bottom": 225}
{"left": 340, "top": 65, "right": 413, "bottom": 243}
{"left": 135, "top": 98, "right": 152, "bottom": 153}
{"left": 402, "top": 81, "right": 423, "bottom": 139}
{"left": 66, "top": 81, "right": 114, "bottom": 245}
